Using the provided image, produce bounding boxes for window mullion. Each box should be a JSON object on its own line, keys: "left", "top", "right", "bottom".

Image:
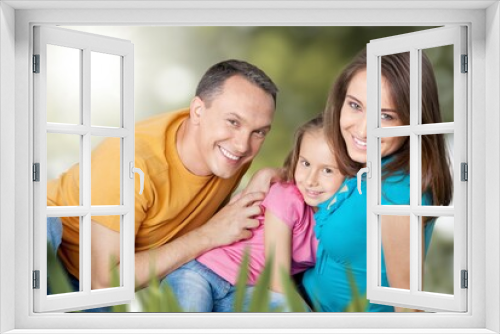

{"left": 80, "top": 47, "right": 92, "bottom": 294}
{"left": 409, "top": 47, "right": 420, "bottom": 295}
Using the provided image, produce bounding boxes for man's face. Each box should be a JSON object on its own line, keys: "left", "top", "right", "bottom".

{"left": 192, "top": 75, "right": 275, "bottom": 179}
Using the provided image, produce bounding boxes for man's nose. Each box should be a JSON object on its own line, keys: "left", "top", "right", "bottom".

{"left": 234, "top": 131, "right": 251, "bottom": 154}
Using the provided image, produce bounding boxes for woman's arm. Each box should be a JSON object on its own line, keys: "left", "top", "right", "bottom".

{"left": 264, "top": 210, "right": 292, "bottom": 293}
{"left": 381, "top": 215, "right": 426, "bottom": 312}
{"left": 381, "top": 215, "right": 411, "bottom": 312}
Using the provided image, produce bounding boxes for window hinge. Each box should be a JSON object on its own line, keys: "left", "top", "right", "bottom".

{"left": 33, "top": 54, "right": 40, "bottom": 73}
{"left": 33, "top": 270, "right": 40, "bottom": 289}
{"left": 461, "top": 162, "right": 468, "bottom": 181}
{"left": 461, "top": 270, "right": 468, "bottom": 289}
{"left": 461, "top": 54, "right": 468, "bottom": 73}
{"left": 33, "top": 163, "right": 40, "bottom": 182}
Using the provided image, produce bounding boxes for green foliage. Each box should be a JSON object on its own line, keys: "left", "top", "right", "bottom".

{"left": 47, "top": 243, "right": 73, "bottom": 295}
{"left": 279, "top": 268, "right": 309, "bottom": 312}
{"left": 47, "top": 247, "right": 313, "bottom": 313}
{"left": 232, "top": 248, "right": 251, "bottom": 312}
{"left": 135, "top": 270, "right": 183, "bottom": 312}
{"left": 247, "top": 256, "right": 273, "bottom": 312}
{"left": 343, "top": 265, "right": 368, "bottom": 312}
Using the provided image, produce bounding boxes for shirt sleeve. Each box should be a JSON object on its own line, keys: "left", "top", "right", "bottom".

{"left": 261, "top": 183, "right": 304, "bottom": 230}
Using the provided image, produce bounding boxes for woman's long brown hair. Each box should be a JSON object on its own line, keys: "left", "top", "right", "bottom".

{"left": 323, "top": 49, "right": 452, "bottom": 206}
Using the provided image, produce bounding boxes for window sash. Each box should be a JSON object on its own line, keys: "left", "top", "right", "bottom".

{"left": 33, "top": 25, "right": 136, "bottom": 313}
{"left": 366, "top": 26, "right": 468, "bottom": 312}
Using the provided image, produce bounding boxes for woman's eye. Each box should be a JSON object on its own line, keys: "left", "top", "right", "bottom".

{"left": 300, "top": 160, "right": 310, "bottom": 167}
{"left": 323, "top": 168, "right": 333, "bottom": 175}
{"left": 349, "top": 101, "right": 361, "bottom": 111}
{"left": 381, "top": 113, "right": 395, "bottom": 121}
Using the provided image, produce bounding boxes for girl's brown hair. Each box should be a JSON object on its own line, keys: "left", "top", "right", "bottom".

{"left": 324, "top": 49, "right": 452, "bottom": 206}
{"left": 281, "top": 115, "right": 325, "bottom": 182}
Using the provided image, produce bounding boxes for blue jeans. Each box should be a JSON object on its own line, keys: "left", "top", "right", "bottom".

{"left": 160, "top": 260, "right": 289, "bottom": 312}
{"left": 46, "top": 217, "right": 111, "bottom": 313}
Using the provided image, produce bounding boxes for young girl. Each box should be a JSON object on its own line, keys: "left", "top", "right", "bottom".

{"left": 161, "top": 115, "right": 345, "bottom": 312}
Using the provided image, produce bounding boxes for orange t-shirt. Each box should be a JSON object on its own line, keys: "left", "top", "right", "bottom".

{"left": 47, "top": 109, "right": 250, "bottom": 279}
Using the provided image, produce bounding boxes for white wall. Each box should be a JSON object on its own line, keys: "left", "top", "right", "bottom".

{"left": 486, "top": 2, "right": 500, "bottom": 333}
{"left": 0, "top": 2, "right": 16, "bottom": 333}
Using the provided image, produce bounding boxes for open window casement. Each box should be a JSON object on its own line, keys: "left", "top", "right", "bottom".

{"left": 365, "top": 26, "right": 467, "bottom": 312}
{"left": 33, "top": 26, "right": 139, "bottom": 312}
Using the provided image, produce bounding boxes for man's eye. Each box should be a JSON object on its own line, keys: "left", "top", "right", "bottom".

{"left": 254, "top": 130, "right": 267, "bottom": 138}
{"left": 228, "top": 119, "right": 239, "bottom": 126}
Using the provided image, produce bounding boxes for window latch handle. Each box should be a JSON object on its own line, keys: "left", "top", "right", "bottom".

{"left": 357, "top": 162, "right": 371, "bottom": 194}
{"left": 129, "top": 162, "right": 144, "bottom": 195}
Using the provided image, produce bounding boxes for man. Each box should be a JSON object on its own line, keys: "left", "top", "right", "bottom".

{"left": 47, "top": 59, "right": 278, "bottom": 292}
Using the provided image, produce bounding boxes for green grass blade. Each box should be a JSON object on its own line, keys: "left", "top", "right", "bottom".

{"left": 343, "top": 264, "right": 368, "bottom": 312}
{"left": 248, "top": 256, "right": 272, "bottom": 312}
{"left": 46, "top": 243, "right": 73, "bottom": 295}
{"left": 233, "top": 248, "right": 251, "bottom": 312}
{"left": 279, "top": 268, "right": 308, "bottom": 312}
{"left": 109, "top": 256, "right": 128, "bottom": 312}
{"left": 160, "top": 280, "right": 183, "bottom": 312}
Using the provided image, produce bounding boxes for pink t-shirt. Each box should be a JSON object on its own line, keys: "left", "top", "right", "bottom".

{"left": 197, "top": 182, "right": 318, "bottom": 285}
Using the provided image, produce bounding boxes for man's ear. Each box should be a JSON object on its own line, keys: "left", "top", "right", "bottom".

{"left": 189, "top": 97, "right": 204, "bottom": 125}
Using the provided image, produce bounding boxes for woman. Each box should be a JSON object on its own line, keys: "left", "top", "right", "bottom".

{"left": 299, "top": 49, "right": 453, "bottom": 312}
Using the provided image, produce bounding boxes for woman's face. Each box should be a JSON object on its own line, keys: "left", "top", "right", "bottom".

{"left": 339, "top": 70, "right": 406, "bottom": 164}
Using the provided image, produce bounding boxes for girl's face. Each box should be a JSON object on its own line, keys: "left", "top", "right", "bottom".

{"left": 294, "top": 130, "right": 344, "bottom": 208}
{"left": 340, "top": 70, "right": 405, "bottom": 164}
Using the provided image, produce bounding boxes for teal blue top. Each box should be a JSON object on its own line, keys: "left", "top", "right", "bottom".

{"left": 302, "top": 166, "right": 434, "bottom": 312}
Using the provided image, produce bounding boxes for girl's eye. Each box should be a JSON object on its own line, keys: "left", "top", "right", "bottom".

{"left": 323, "top": 168, "right": 333, "bottom": 175}
{"left": 300, "top": 160, "right": 310, "bottom": 167}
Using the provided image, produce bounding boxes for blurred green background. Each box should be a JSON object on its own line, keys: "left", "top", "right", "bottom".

{"left": 50, "top": 26, "right": 455, "bottom": 308}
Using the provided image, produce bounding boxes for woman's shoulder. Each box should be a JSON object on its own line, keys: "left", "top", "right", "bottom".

{"left": 381, "top": 171, "right": 410, "bottom": 205}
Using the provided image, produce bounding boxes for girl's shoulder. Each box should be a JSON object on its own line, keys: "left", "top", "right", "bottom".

{"left": 268, "top": 181, "right": 302, "bottom": 197}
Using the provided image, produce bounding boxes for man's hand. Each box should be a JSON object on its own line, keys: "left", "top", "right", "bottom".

{"left": 199, "top": 191, "right": 265, "bottom": 249}
{"left": 231, "top": 168, "right": 282, "bottom": 204}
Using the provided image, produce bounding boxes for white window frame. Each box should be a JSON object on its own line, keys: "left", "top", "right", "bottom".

{"left": 365, "top": 26, "right": 467, "bottom": 312}
{"left": 33, "top": 25, "right": 136, "bottom": 312}
{"left": 0, "top": 1, "right": 498, "bottom": 333}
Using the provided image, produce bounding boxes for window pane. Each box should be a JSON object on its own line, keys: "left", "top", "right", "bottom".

{"left": 379, "top": 215, "right": 410, "bottom": 291}
{"left": 47, "top": 216, "right": 80, "bottom": 295}
{"left": 91, "top": 215, "right": 121, "bottom": 291}
{"left": 421, "top": 133, "right": 454, "bottom": 206}
{"left": 47, "top": 44, "right": 81, "bottom": 124}
{"left": 380, "top": 136, "right": 410, "bottom": 205}
{"left": 91, "top": 136, "right": 121, "bottom": 206}
{"left": 380, "top": 52, "right": 409, "bottom": 127}
{"left": 422, "top": 216, "right": 454, "bottom": 295}
{"left": 91, "top": 52, "right": 121, "bottom": 128}
{"left": 47, "top": 133, "right": 80, "bottom": 206}
{"left": 421, "top": 45, "right": 454, "bottom": 124}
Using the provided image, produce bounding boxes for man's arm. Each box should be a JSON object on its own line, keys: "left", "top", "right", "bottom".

{"left": 91, "top": 191, "right": 265, "bottom": 289}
